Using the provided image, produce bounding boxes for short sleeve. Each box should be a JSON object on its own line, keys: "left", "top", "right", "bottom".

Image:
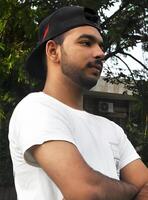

{"left": 116, "top": 126, "right": 140, "bottom": 170}
{"left": 16, "top": 101, "right": 76, "bottom": 166}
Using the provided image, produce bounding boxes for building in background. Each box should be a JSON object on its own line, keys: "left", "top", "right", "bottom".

{"left": 83, "top": 77, "right": 135, "bottom": 128}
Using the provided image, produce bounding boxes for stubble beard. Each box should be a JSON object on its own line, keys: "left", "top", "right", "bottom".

{"left": 60, "top": 47, "right": 100, "bottom": 90}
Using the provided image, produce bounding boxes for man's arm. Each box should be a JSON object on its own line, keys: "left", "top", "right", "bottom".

{"left": 31, "top": 141, "right": 138, "bottom": 200}
{"left": 120, "top": 159, "right": 148, "bottom": 189}
{"left": 135, "top": 184, "right": 148, "bottom": 200}
{"left": 120, "top": 159, "right": 148, "bottom": 200}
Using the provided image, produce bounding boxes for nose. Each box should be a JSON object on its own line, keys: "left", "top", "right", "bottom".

{"left": 93, "top": 45, "right": 105, "bottom": 60}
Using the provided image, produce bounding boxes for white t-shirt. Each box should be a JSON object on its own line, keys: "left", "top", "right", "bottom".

{"left": 9, "top": 92, "right": 140, "bottom": 200}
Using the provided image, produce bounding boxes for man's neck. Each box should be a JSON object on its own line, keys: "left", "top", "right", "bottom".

{"left": 43, "top": 79, "right": 84, "bottom": 110}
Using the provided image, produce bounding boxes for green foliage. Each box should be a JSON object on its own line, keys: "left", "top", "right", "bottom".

{"left": 0, "top": 0, "right": 147, "bottom": 186}
{"left": 125, "top": 95, "right": 148, "bottom": 165}
{"left": 125, "top": 120, "right": 148, "bottom": 165}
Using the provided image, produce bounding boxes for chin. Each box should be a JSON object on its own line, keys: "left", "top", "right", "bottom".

{"left": 81, "top": 78, "right": 98, "bottom": 90}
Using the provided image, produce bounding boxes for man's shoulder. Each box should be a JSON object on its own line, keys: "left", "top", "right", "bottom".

{"left": 11, "top": 92, "right": 70, "bottom": 121}
{"left": 14, "top": 91, "right": 58, "bottom": 110}
{"left": 13, "top": 92, "right": 42, "bottom": 112}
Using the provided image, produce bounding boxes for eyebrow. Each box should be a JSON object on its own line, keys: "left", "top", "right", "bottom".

{"left": 77, "top": 34, "right": 103, "bottom": 46}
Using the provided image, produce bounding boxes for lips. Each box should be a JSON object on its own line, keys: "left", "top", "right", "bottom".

{"left": 90, "top": 63, "right": 103, "bottom": 74}
{"left": 86, "top": 60, "right": 103, "bottom": 72}
{"left": 93, "top": 63, "right": 103, "bottom": 71}
{"left": 90, "top": 67, "right": 101, "bottom": 77}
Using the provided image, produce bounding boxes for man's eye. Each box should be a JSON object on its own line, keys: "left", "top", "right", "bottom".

{"left": 80, "top": 41, "right": 92, "bottom": 46}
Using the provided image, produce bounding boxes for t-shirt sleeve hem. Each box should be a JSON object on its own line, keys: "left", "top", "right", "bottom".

{"left": 23, "top": 135, "right": 76, "bottom": 167}
{"left": 119, "top": 154, "right": 141, "bottom": 170}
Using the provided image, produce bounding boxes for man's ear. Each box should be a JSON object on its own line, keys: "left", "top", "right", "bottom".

{"left": 46, "top": 40, "right": 60, "bottom": 63}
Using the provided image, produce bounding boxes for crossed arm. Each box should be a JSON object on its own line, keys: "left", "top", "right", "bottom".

{"left": 31, "top": 141, "right": 148, "bottom": 200}
{"left": 120, "top": 159, "right": 148, "bottom": 200}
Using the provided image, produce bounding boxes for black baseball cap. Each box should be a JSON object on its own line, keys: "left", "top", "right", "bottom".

{"left": 25, "top": 6, "right": 101, "bottom": 80}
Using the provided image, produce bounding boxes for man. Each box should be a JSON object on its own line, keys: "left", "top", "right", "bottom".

{"left": 9, "top": 6, "right": 148, "bottom": 200}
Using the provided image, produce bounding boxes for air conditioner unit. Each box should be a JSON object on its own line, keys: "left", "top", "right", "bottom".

{"left": 98, "top": 102, "right": 114, "bottom": 113}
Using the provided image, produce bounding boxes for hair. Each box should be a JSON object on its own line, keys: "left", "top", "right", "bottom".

{"left": 52, "top": 33, "right": 65, "bottom": 45}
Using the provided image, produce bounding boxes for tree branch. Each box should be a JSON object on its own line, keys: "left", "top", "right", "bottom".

{"left": 104, "top": 50, "right": 120, "bottom": 61}
{"left": 121, "top": 52, "right": 148, "bottom": 71}
{"left": 115, "top": 55, "right": 138, "bottom": 89}
{"left": 123, "top": 34, "right": 148, "bottom": 42}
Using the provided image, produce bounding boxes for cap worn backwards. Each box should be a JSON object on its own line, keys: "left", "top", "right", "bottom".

{"left": 25, "top": 6, "right": 101, "bottom": 80}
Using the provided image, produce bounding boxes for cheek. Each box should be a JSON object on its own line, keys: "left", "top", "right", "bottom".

{"left": 72, "top": 49, "right": 91, "bottom": 63}
{"left": 63, "top": 45, "right": 91, "bottom": 67}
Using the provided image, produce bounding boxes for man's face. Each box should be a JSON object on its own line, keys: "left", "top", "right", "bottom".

{"left": 59, "top": 26, "right": 105, "bottom": 90}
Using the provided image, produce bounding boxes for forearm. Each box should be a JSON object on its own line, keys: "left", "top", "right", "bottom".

{"left": 134, "top": 183, "right": 148, "bottom": 200}
{"left": 63, "top": 171, "right": 138, "bottom": 200}
{"left": 95, "top": 172, "right": 138, "bottom": 200}
{"left": 80, "top": 169, "right": 138, "bottom": 200}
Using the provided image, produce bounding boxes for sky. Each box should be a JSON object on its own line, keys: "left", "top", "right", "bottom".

{"left": 104, "top": 44, "right": 147, "bottom": 75}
